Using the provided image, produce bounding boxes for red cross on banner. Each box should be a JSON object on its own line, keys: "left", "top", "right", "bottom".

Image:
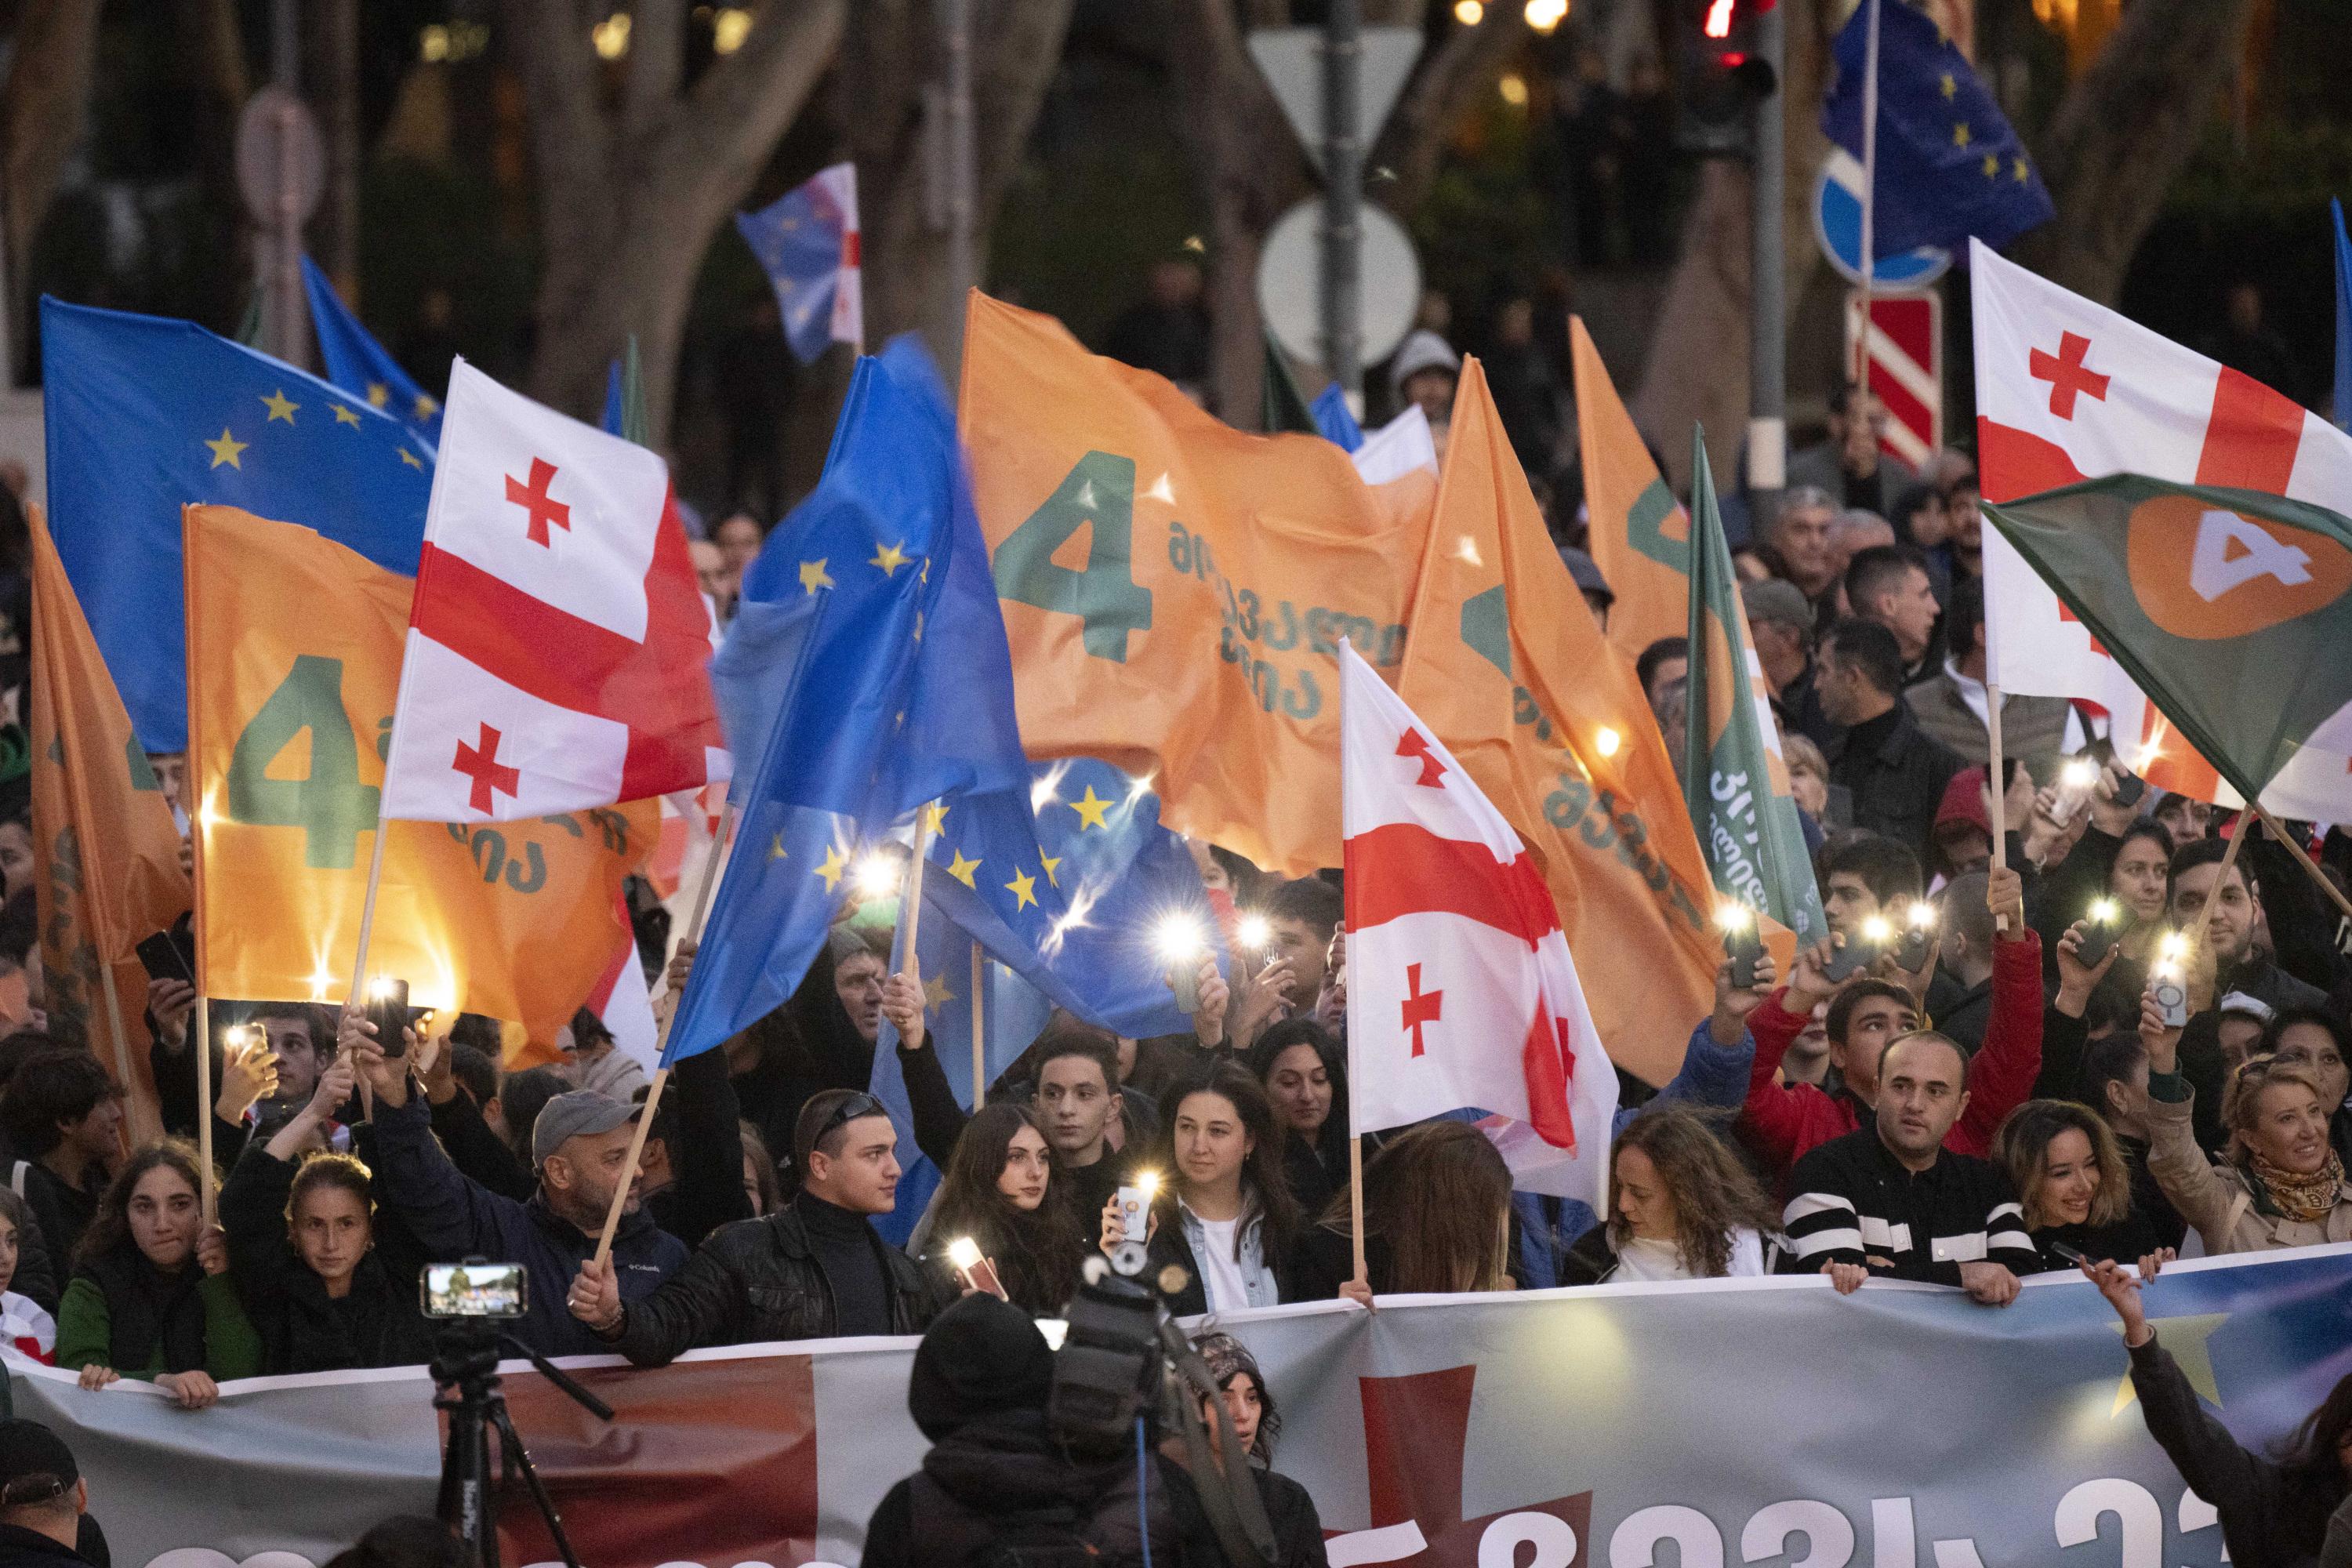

{"left": 452, "top": 721, "right": 521, "bottom": 814}
{"left": 506, "top": 456, "right": 572, "bottom": 547}
{"left": 2027, "top": 331, "right": 2110, "bottom": 420}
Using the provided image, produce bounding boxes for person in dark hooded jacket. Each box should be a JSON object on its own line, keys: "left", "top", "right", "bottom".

{"left": 860, "top": 1292, "right": 1180, "bottom": 1568}
{"left": 730, "top": 928, "right": 889, "bottom": 1169}
{"left": 219, "top": 1055, "right": 432, "bottom": 1374}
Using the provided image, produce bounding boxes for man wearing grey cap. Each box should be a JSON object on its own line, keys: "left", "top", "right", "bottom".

{"left": 355, "top": 1040, "right": 688, "bottom": 1359}
{"left": 1742, "top": 576, "right": 1827, "bottom": 743}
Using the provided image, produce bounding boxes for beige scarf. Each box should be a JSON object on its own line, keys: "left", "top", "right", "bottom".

{"left": 2250, "top": 1149, "right": 2348, "bottom": 1223}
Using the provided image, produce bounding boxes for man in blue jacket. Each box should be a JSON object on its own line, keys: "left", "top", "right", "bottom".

{"left": 354, "top": 1033, "right": 687, "bottom": 1358}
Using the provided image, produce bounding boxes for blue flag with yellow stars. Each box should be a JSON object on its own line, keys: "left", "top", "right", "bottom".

{"left": 299, "top": 256, "right": 442, "bottom": 446}
{"left": 1821, "top": 0, "right": 2053, "bottom": 256}
{"left": 40, "top": 296, "right": 434, "bottom": 752}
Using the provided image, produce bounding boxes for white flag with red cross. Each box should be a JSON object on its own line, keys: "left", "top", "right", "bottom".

{"left": 379, "top": 359, "right": 730, "bottom": 822}
{"left": 1973, "top": 239, "right": 2352, "bottom": 815}
{"left": 1338, "top": 641, "right": 1616, "bottom": 1207}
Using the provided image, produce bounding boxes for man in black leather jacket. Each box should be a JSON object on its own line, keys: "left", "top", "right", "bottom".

{"left": 568, "top": 1087, "right": 948, "bottom": 1361}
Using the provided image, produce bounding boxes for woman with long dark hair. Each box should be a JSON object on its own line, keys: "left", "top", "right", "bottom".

{"left": 1566, "top": 1105, "right": 1780, "bottom": 1283}
{"left": 1303, "top": 1120, "right": 1513, "bottom": 1301}
{"left": 1246, "top": 1020, "right": 1348, "bottom": 1220}
{"left": 1990, "top": 1098, "right": 2167, "bottom": 1274}
{"left": 926, "top": 1102, "right": 1087, "bottom": 1316}
{"left": 56, "top": 1142, "right": 260, "bottom": 1407}
{"left": 2082, "top": 1253, "right": 2350, "bottom": 1564}
{"left": 1180, "top": 1331, "right": 1329, "bottom": 1568}
{"left": 219, "top": 1057, "right": 430, "bottom": 1373}
{"left": 1099, "top": 1061, "right": 1302, "bottom": 1316}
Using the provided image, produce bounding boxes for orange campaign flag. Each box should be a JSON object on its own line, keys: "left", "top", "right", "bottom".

{"left": 1573, "top": 317, "right": 1693, "bottom": 665}
{"left": 182, "top": 504, "right": 653, "bottom": 1059}
{"left": 29, "top": 506, "right": 189, "bottom": 1139}
{"left": 960, "top": 292, "right": 1439, "bottom": 875}
{"left": 1399, "top": 361, "right": 1720, "bottom": 1084}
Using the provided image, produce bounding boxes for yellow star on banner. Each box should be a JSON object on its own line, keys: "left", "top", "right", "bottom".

{"left": 923, "top": 970, "right": 954, "bottom": 1011}
{"left": 1939, "top": 71, "right": 1956, "bottom": 100}
{"left": 332, "top": 403, "right": 361, "bottom": 427}
{"left": 768, "top": 832, "right": 789, "bottom": 862}
{"left": 1983, "top": 152, "right": 2000, "bottom": 179}
{"left": 1004, "top": 866, "right": 1038, "bottom": 910}
{"left": 946, "top": 849, "right": 982, "bottom": 887}
{"left": 1040, "top": 852, "right": 1063, "bottom": 888}
{"left": 2111, "top": 1314, "right": 2230, "bottom": 1416}
{"left": 205, "top": 427, "right": 248, "bottom": 469}
{"left": 398, "top": 448, "right": 423, "bottom": 469}
{"left": 366, "top": 383, "right": 390, "bottom": 409}
{"left": 414, "top": 393, "right": 440, "bottom": 419}
{"left": 1070, "top": 786, "right": 1112, "bottom": 830}
{"left": 260, "top": 388, "right": 299, "bottom": 423}
{"left": 2013, "top": 156, "right": 2031, "bottom": 183}
{"left": 869, "top": 540, "right": 912, "bottom": 577}
{"left": 815, "top": 844, "right": 850, "bottom": 892}
{"left": 799, "top": 558, "right": 834, "bottom": 594}
{"left": 921, "top": 801, "right": 951, "bottom": 835}
{"left": 1952, "top": 121, "right": 1971, "bottom": 148}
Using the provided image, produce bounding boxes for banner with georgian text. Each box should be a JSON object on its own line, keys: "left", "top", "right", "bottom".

{"left": 18, "top": 1245, "right": 2346, "bottom": 1568}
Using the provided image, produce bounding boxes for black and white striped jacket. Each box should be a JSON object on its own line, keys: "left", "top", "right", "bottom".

{"left": 1781, "top": 1127, "right": 2036, "bottom": 1286}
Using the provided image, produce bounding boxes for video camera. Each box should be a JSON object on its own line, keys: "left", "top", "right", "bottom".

{"left": 1044, "top": 1258, "right": 1280, "bottom": 1568}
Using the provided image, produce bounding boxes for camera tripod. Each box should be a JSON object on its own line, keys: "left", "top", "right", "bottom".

{"left": 430, "top": 1319, "right": 613, "bottom": 1568}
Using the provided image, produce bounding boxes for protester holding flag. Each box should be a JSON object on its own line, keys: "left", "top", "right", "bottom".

{"left": 1565, "top": 1103, "right": 1782, "bottom": 1284}
{"left": 572, "top": 1087, "right": 949, "bottom": 1361}
{"left": 2140, "top": 1003, "right": 2352, "bottom": 1253}
{"left": 919, "top": 1102, "right": 1085, "bottom": 1316}
{"left": 1102, "top": 1061, "right": 1303, "bottom": 1316}
{"left": 1299, "top": 1120, "right": 1514, "bottom": 1302}
{"left": 218, "top": 1058, "right": 430, "bottom": 1375}
{"left": 57, "top": 1142, "right": 260, "bottom": 1408}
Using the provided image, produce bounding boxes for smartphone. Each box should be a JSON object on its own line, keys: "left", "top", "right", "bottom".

{"left": 135, "top": 928, "right": 196, "bottom": 987}
{"left": 419, "top": 1261, "right": 528, "bottom": 1319}
{"left": 1724, "top": 924, "right": 1765, "bottom": 991}
{"left": 2077, "top": 912, "right": 2122, "bottom": 969}
{"left": 2111, "top": 772, "right": 2147, "bottom": 809}
{"left": 1109, "top": 1185, "right": 1151, "bottom": 1277}
{"left": 2150, "top": 974, "right": 2190, "bottom": 1029}
{"left": 367, "top": 978, "right": 411, "bottom": 1059}
{"left": 1823, "top": 932, "right": 1882, "bottom": 983}
{"left": 1166, "top": 960, "right": 1199, "bottom": 1015}
{"left": 1892, "top": 917, "right": 1936, "bottom": 974}
{"left": 2046, "top": 1240, "right": 2089, "bottom": 1269}
{"left": 952, "top": 1247, "right": 1007, "bottom": 1301}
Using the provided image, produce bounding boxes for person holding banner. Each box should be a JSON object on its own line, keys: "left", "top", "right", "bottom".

{"left": 1298, "top": 1121, "right": 1515, "bottom": 1301}
{"left": 2140, "top": 1001, "right": 2352, "bottom": 1254}
{"left": 56, "top": 1142, "right": 259, "bottom": 1408}
{"left": 2082, "top": 1252, "right": 2352, "bottom": 1566}
{"left": 1566, "top": 1103, "right": 1782, "bottom": 1284}
{"left": 1987, "top": 1099, "right": 2169, "bottom": 1275}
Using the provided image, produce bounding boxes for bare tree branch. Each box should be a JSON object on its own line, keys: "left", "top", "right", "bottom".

{"left": 625, "top": 0, "right": 691, "bottom": 147}
{"left": 1371, "top": 12, "right": 1529, "bottom": 220}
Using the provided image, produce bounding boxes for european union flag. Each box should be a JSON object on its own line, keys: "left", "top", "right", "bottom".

{"left": 1821, "top": 0, "right": 2053, "bottom": 256}
{"left": 41, "top": 296, "right": 434, "bottom": 752}
{"left": 299, "top": 256, "right": 442, "bottom": 445}
{"left": 735, "top": 164, "right": 861, "bottom": 365}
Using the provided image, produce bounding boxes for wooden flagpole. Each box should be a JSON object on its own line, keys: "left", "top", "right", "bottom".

{"left": 591, "top": 799, "right": 735, "bottom": 1268}
{"left": 2249, "top": 804, "right": 2352, "bottom": 931}
{"left": 1985, "top": 684, "right": 2009, "bottom": 929}
{"left": 96, "top": 966, "right": 148, "bottom": 1145}
{"left": 193, "top": 996, "right": 214, "bottom": 1227}
{"left": 970, "top": 940, "right": 986, "bottom": 1107}
{"left": 1344, "top": 927, "right": 1367, "bottom": 1291}
{"left": 901, "top": 807, "right": 938, "bottom": 978}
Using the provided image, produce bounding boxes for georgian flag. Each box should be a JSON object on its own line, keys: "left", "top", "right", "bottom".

{"left": 379, "top": 360, "right": 729, "bottom": 822}
{"left": 1973, "top": 239, "right": 2352, "bottom": 815}
{"left": 1339, "top": 642, "right": 1616, "bottom": 1207}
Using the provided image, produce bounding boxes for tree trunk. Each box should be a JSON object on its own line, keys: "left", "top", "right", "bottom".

{"left": 305, "top": 0, "right": 364, "bottom": 300}
{"left": 1370, "top": 8, "right": 1530, "bottom": 220}
{"left": 846, "top": 0, "right": 1080, "bottom": 382}
{"left": 507, "top": 0, "right": 848, "bottom": 441}
{"left": 2009, "top": 0, "right": 2256, "bottom": 304}
{"left": 2, "top": 0, "right": 103, "bottom": 371}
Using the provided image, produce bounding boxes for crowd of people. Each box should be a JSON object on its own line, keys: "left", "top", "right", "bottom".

{"left": 0, "top": 376, "right": 2349, "bottom": 1563}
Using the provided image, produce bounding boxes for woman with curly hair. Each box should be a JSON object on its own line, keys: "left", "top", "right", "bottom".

{"left": 1301, "top": 1119, "right": 1514, "bottom": 1301}
{"left": 1177, "top": 1332, "right": 1329, "bottom": 1568}
{"left": 56, "top": 1141, "right": 260, "bottom": 1408}
{"left": 1990, "top": 1098, "right": 2167, "bottom": 1274}
{"left": 1566, "top": 1104, "right": 1780, "bottom": 1283}
{"left": 924, "top": 1102, "right": 1087, "bottom": 1316}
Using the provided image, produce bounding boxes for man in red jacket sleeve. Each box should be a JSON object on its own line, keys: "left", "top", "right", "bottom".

{"left": 1741, "top": 865, "right": 2042, "bottom": 1183}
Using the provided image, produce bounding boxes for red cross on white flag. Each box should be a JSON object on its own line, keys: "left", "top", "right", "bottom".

{"left": 377, "top": 358, "right": 731, "bottom": 822}
{"left": 1338, "top": 641, "right": 1616, "bottom": 1207}
{"left": 1970, "top": 238, "right": 2352, "bottom": 816}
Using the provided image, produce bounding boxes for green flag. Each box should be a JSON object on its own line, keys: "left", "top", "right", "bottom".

{"left": 619, "top": 334, "right": 651, "bottom": 447}
{"left": 1262, "top": 329, "right": 1319, "bottom": 435}
{"left": 1984, "top": 474, "right": 2352, "bottom": 809}
{"left": 1683, "top": 429, "right": 1827, "bottom": 950}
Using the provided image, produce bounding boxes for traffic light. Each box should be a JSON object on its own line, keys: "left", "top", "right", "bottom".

{"left": 1675, "top": 0, "right": 1777, "bottom": 154}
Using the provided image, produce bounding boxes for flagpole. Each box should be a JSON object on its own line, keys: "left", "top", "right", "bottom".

{"left": 1343, "top": 928, "right": 1367, "bottom": 1292}
{"left": 901, "top": 806, "right": 937, "bottom": 979}
{"left": 590, "top": 797, "right": 735, "bottom": 1269}
{"left": 96, "top": 967, "right": 153, "bottom": 1145}
{"left": 193, "top": 994, "right": 214, "bottom": 1227}
{"left": 2249, "top": 803, "right": 2352, "bottom": 931}
{"left": 1984, "top": 681, "right": 2009, "bottom": 931}
{"left": 969, "top": 939, "right": 986, "bottom": 1107}
{"left": 345, "top": 812, "right": 390, "bottom": 1007}
{"left": 1854, "top": 0, "right": 1882, "bottom": 386}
